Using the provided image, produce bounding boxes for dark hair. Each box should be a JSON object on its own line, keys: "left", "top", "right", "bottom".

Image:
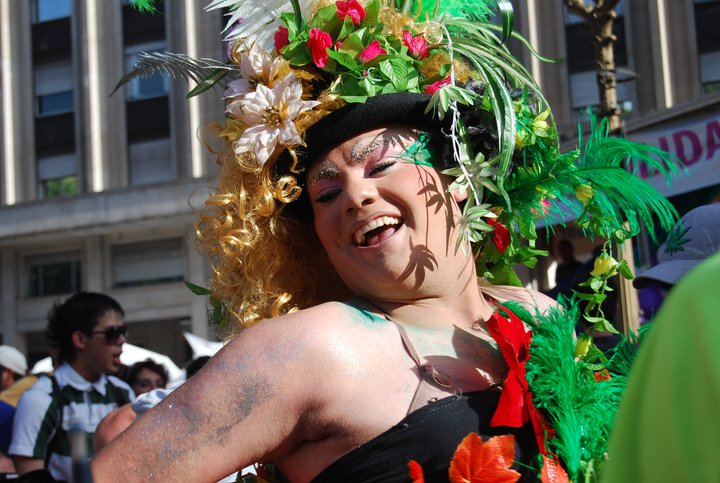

{"left": 0, "top": 365, "right": 24, "bottom": 382}
{"left": 126, "top": 358, "right": 169, "bottom": 388}
{"left": 184, "top": 356, "right": 211, "bottom": 379}
{"left": 46, "top": 292, "right": 124, "bottom": 363}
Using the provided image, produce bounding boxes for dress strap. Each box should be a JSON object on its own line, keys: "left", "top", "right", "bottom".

{"left": 359, "top": 299, "right": 458, "bottom": 414}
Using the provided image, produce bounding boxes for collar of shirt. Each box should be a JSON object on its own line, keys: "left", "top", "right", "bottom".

{"left": 54, "top": 363, "right": 110, "bottom": 396}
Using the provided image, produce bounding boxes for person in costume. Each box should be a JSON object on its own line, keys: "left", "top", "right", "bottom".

{"left": 93, "top": 0, "right": 680, "bottom": 481}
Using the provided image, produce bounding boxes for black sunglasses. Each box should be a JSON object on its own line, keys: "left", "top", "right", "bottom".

{"left": 91, "top": 325, "right": 128, "bottom": 343}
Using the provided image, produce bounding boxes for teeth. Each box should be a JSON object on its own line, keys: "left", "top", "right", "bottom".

{"left": 353, "top": 216, "right": 400, "bottom": 245}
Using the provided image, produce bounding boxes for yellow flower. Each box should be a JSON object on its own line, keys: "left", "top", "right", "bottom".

{"left": 574, "top": 334, "right": 593, "bottom": 358}
{"left": 533, "top": 109, "right": 550, "bottom": 131}
{"left": 574, "top": 184, "right": 594, "bottom": 205}
{"left": 591, "top": 253, "right": 618, "bottom": 277}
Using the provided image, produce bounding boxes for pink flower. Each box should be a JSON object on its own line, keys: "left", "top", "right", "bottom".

{"left": 359, "top": 39, "right": 386, "bottom": 63}
{"left": 423, "top": 76, "right": 450, "bottom": 95}
{"left": 308, "top": 28, "right": 333, "bottom": 68}
{"left": 336, "top": 0, "right": 365, "bottom": 25}
{"left": 402, "top": 30, "right": 429, "bottom": 60}
{"left": 274, "top": 26, "right": 289, "bottom": 55}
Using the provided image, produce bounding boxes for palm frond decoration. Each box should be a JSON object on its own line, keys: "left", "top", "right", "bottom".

{"left": 505, "top": 115, "right": 681, "bottom": 243}
{"left": 111, "top": 52, "right": 239, "bottom": 97}
{"left": 206, "top": 0, "right": 315, "bottom": 49}
{"left": 443, "top": 17, "right": 556, "bottom": 209}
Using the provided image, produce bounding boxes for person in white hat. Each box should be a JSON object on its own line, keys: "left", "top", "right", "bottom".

{"left": 0, "top": 346, "right": 27, "bottom": 392}
{"left": 634, "top": 203, "right": 720, "bottom": 290}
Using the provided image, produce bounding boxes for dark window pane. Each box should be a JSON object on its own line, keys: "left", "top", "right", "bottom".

{"left": 37, "top": 91, "right": 74, "bottom": 116}
{"left": 29, "top": 259, "right": 81, "bottom": 297}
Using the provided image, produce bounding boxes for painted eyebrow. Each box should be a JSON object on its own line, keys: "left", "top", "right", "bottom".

{"left": 350, "top": 136, "right": 397, "bottom": 165}
{"left": 307, "top": 162, "right": 340, "bottom": 186}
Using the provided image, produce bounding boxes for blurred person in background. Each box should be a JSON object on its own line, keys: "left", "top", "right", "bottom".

{"left": 9, "top": 292, "right": 134, "bottom": 482}
{"left": 0, "top": 345, "right": 28, "bottom": 475}
{"left": 633, "top": 203, "right": 720, "bottom": 317}
{"left": 125, "top": 359, "right": 168, "bottom": 396}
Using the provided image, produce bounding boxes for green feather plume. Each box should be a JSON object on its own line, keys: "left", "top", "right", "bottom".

{"left": 505, "top": 114, "right": 681, "bottom": 243}
{"left": 129, "top": 0, "right": 161, "bottom": 14}
{"left": 403, "top": 0, "right": 498, "bottom": 21}
{"left": 504, "top": 301, "right": 630, "bottom": 481}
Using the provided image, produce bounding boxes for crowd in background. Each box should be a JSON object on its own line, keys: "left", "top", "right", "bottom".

{"left": 0, "top": 292, "right": 210, "bottom": 482}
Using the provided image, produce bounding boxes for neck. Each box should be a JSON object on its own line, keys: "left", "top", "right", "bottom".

{"left": 69, "top": 359, "right": 102, "bottom": 383}
{"left": 366, "top": 276, "right": 494, "bottom": 330}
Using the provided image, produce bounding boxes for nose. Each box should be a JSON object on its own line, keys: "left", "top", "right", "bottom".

{"left": 342, "top": 176, "right": 379, "bottom": 214}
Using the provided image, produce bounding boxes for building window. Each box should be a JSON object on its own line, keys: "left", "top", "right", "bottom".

{"left": 32, "top": 0, "right": 72, "bottom": 23}
{"left": 37, "top": 152, "right": 78, "bottom": 199}
{"left": 694, "top": 0, "right": 720, "bottom": 93}
{"left": 569, "top": 70, "right": 633, "bottom": 122}
{"left": 111, "top": 238, "right": 185, "bottom": 288}
{"left": 128, "top": 138, "right": 173, "bottom": 186}
{"left": 27, "top": 252, "right": 82, "bottom": 297}
{"left": 35, "top": 62, "right": 74, "bottom": 117}
{"left": 125, "top": 43, "right": 169, "bottom": 101}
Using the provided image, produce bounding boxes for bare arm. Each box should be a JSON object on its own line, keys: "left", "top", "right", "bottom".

{"left": 91, "top": 312, "right": 328, "bottom": 482}
{"left": 93, "top": 403, "right": 137, "bottom": 453}
{"left": 12, "top": 456, "right": 44, "bottom": 475}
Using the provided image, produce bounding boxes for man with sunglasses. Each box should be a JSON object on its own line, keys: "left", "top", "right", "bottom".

{"left": 9, "top": 292, "right": 134, "bottom": 482}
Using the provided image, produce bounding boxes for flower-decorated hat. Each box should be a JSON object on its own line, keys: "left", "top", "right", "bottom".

{"left": 121, "top": 0, "right": 680, "bottom": 322}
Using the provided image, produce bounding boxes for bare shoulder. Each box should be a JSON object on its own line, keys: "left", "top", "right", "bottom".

{"left": 480, "top": 283, "right": 559, "bottom": 315}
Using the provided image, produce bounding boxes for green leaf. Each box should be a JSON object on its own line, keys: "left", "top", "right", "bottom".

{"left": 184, "top": 281, "right": 211, "bottom": 295}
{"left": 327, "top": 50, "right": 359, "bottom": 71}
{"left": 589, "top": 278, "right": 604, "bottom": 292}
{"left": 338, "top": 32, "right": 365, "bottom": 57}
{"left": 186, "top": 69, "right": 228, "bottom": 98}
{"left": 617, "top": 260, "right": 634, "bottom": 280}
{"left": 497, "top": 0, "right": 514, "bottom": 43}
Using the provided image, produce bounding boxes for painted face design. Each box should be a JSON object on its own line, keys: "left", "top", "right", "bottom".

{"left": 307, "top": 126, "right": 465, "bottom": 299}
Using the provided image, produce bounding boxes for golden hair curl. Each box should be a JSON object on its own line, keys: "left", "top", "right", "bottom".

{"left": 196, "top": 98, "right": 352, "bottom": 334}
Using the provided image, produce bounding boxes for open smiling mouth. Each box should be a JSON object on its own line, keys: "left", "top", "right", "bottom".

{"left": 352, "top": 216, "right": 404, "bottom": 247}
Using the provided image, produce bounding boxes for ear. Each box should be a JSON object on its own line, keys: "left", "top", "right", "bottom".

{"left": 71, "top": 330, "right": 89, "bottom": 352}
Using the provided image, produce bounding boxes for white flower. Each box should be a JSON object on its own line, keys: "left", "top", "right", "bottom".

{"left": 233, "top": 74, "right": 319, "bottom": 166}
{"left": 225, "top": 44, "right": 284, "bottom": 117}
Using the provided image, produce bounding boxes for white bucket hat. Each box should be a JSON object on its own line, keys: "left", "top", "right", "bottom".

{"left": 634, "top": 203, "right": 720, "bottom": 288}
{"left": 0, "top": 345, "right": 28, "bottom": 376}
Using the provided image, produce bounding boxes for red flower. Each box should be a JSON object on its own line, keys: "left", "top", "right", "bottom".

{"left": 308, "top": 28, "right": 333, "bottom": 68}
{"left": 402, "top": 30, "right": 429, "bottom": 59}
{"left": 423, "top": 76, "right": 450, "bottom": 94}
{"left": 407, "top": 460, "right": 425, "bottom": 483}
{"left": 359, "top": 39, "right": 386, "bottom": 63}
{"left": 449, "top": 433, "right": 521, "bottom": 483}
{"left": 336, "top": 0, "right": 366, "bottom": 25}
{"left": 274, "top": 26, "right": 289, "bottom": 55}
{"left": 593, "top": 369, "right": 611, "bottom": 382}
{"left": 487, "top": 218, "right": 511, "bottom": 254}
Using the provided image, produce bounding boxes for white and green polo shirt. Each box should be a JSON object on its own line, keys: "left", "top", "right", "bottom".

{"left": 9, "top": 363, "right": 133, "bottom": 482}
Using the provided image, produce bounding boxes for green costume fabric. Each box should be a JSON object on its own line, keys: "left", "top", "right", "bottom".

{"left": 603, "top": 251, "right": 720, "bottom": 482}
